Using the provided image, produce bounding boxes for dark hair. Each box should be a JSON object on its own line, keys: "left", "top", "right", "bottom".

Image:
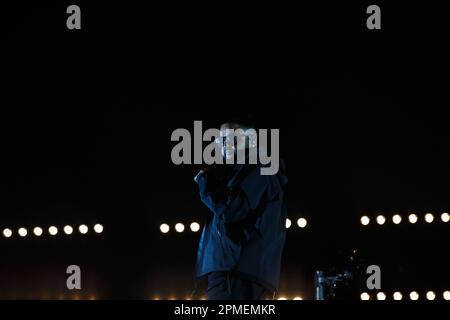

{"left": 220, "top": 113, "right": 258, "bottom": 130}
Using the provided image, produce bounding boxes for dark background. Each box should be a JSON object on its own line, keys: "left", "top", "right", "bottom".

{"left": 1, "top": 1, "right": 449, "bottom": 299}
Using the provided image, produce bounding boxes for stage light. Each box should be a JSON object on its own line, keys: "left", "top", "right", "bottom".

{"left": 409, "top": 291, "right": 419, "bottom": 300}
{"left": 360, "top": 292, "right": 370, "bottom": 300}
{"left": 94, "top": 224, "right": 103, "bottom": 233}
{"left": 18, "top": 227, "right": 28, "bottom": 237}
{"left": 33, "top": 227, "right": 43, "bottom": 236}
{"left": 360, "top": 216, "right": 370, "bottom": 226}
{"left": 190, "top": 222, "right": 200, "bottom": 232}
{"left": 48, "top": 226, "right": 58, "bottom": 236}
{"left": 393, "top": 292, "right": 403, "bottom": 300}
{"left": 285, "top": 218, "right": 291, "bottom": 229}
{"left": 408, "top": 214, "right": 418, "bottom": 224}
{"left": 426, "top": 291, "right": 435, "bottom": 300}
{"left": 293, "top": 296, "right": 303, "bottom": 300}
{"left": 175, "top": 223, "right": 185, "bottom": 233}
{"left": 3, "top": 228, "right": 12, "bottom": 238}
{"left": 376, "top": 292, "right": 386, "bottom": 300}
{"left": 376, "top": 215, "right": 386, "bottom": 225}
{"left": 277, "top": 297, "right": 287, "bottom": 300}
{"left": 160, "top": 223, "right": 170, "bottom": 234}
{"left": 441, "top": 212, "right": 449, "bottom": 223}
{"left": 392, "top": 215, "right": 402, "bottom": 224}
{"left": 64, "top": 225, "right": 73, "bottom": 235}
{"left": 424, "top": 213, "right": 434, "bottom": 223}
{"left": 443, "top": 291, "right": 450, "bottom": 300}
{"left": 79, "top": 224, "right": 88, "bottom": 234}
{"left": 297, "top": 218, "right": 307, "bottom": 228}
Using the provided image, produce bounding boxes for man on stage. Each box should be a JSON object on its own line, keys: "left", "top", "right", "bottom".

{"left": 193, "top": 119, "right": 287, "bottom": 300}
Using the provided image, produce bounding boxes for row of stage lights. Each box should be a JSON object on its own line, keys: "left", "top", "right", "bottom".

{"left": 285, "top": 218, "right": 307, "bottom": 229}
{"left": 160, "top": 222, "right": 201, "bottom": 234}
{"left": 151, "top": 294, "right": 304, "bottom": 300}
{"left": 2, "top": 224, "right": 104, "bottom": 238}
{"left": 361, "top": 290, "right": 450, "bottom": 301}
{"left": 360, "top": 212, "right": 450, "bottom": 226}
{"left": 277, "top": 296, "right": 303, "bottom": 300}
{"left": 161, "top": 212, "right": 446, "bottom": 233}
{"left": 0, "top": 294, "right": 98, "bottom": 300}
{"left": 151, "top": 291, "right": 450, "bottom": 300}
{"left": 160, "top": 218, "right": 308, "bottom": 234}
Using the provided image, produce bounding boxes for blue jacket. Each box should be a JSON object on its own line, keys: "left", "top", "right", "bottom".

{"left": 194, "top": 161, "right": 287, "bottom": 293}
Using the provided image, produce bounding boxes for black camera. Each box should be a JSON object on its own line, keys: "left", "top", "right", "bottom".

{"left": 314, "top": 270, "right": 354, "bottom": 300}
{"left": 314, "top": 249, "right": 366, "bottom": 300}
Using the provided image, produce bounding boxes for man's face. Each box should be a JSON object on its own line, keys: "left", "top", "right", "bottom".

{"left": 219, "top": 125, "right": 247, "bottom": 160}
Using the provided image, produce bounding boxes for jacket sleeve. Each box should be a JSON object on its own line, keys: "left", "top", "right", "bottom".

{"left": 195, "top": 168, "right": 267, "bottom": 223}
